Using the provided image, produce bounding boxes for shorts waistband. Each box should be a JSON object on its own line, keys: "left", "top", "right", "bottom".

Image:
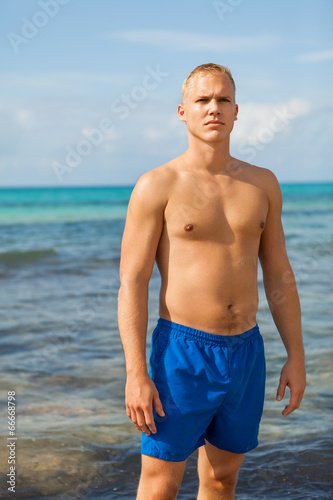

{"left": 157, "top": 318, "right": 260, "bottom": 347}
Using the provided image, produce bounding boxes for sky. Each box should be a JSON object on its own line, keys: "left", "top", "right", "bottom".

{"left": 0, "top": 0, "right": 332, "bottom": 187}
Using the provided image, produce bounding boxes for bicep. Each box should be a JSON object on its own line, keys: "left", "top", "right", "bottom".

{"left": 120, "top": 176, "right": 165, "bottom": 284}
{"left": 259, "top": 176, "right": 290, "bottom": 279}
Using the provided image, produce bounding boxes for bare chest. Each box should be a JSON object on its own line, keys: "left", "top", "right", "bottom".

{"left": 164, "top": 180, "right": 268, "bottom": 242}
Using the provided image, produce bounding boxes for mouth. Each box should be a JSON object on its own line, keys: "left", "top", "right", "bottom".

{"left": 205, "top": 120, "right": 225, "bottom": 126}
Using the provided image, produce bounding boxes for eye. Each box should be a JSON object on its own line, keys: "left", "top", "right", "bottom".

{"left": 197, "top": 98, "right": 207, "bottom": 102}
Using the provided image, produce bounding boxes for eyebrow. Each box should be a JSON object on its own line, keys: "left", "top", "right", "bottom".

{"left": 196, "top": 94, "right": 232, "bottom": 99}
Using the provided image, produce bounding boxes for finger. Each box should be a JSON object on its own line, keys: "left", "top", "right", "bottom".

{"left": 128, "top": 407, "right": 144, "bottom": 434}
{"left": 129, "top": 407, "right": 138, "bottom": 427}
{"left": 153, "top": 393, "right": 165, "bottom": 418}
{"left": 135, "top": 409, "right": 151, "bottom": 436}
{"left": 282, "top": 391, "right": 303, "bottom": 417}
{"left": 282, "top": 404, "right": 291, "bottom": 417}
{"left": 144, "top": 407, "right": 157, "bottom": 435}
{"left": 282, "top": 403, "right": 298, "bottom": 417}
{"left": 276, "top": 379, "right": 286, "bottom": 401}
{"left": 128, "top": 404, "right": 153, "bottom": 435}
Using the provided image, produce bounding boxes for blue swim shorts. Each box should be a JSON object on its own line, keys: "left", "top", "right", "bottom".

{"left": 141, "top": 318, "right": 266, "bottom": 462}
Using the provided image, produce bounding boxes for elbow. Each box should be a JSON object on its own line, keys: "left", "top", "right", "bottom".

{"left": 263, "top": 266, "right": 295, "bottom": 286}
{"left": 118, "top": 275, "right": 149, "bottom": 309}
{"left": 119, "top": 271, "right": 150, "bottom": 290}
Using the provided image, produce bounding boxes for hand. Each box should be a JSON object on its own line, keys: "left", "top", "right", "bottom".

{"left": 276, "top": 358, "right": 306, "bottom": 417}
{"left": 125, "top": 373, "right": 165, "bottom": 436}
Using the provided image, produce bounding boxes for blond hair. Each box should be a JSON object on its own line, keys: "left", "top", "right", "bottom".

{"left": 181, "top": 63, "right": 236, "bottom": 103}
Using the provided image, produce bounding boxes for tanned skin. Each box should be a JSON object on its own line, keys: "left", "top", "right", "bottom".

{"left": 118, "top": 72, "right": 306, "bottom": 500}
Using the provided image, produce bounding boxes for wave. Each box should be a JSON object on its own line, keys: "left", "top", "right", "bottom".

{"left": 0, "top": 248, "right": 57, "bottom": 264}
{"left": 0, "top": 208, "right": 128, "bottom": 225}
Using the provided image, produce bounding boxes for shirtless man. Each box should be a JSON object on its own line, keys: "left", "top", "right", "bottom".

{"left": 118, "top": 63, "right": 306, "bottom": 500}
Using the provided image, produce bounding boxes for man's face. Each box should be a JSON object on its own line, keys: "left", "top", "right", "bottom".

{"left": 178, "top": 73, "right": 238, "bottom": 144}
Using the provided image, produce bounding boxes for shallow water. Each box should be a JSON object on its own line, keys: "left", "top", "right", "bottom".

{"left": 0, "top": 184, "right": 332, "bottom": 499}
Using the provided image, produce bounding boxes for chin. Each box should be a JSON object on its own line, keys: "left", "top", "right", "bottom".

{"left": 205, "top": 132, "right": 228, "bottom": 141}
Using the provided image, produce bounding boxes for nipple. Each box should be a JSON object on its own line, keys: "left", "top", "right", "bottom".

{"left": 184, "top": 223, "right": 194, "bottom": 232}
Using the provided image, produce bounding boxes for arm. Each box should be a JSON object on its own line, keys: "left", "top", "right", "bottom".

{"left": 259, "top": 171, "right": 306, "bottom": 417}
{"left": 118, "top": 170, "right": 167, "bottom": 435}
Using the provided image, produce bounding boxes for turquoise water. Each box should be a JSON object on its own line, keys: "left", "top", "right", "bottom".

{"left": 0, "top": 186, "right": 131, "bottom": 225}
{"left": 0, "top": 183, "right": 332, "bottom": 499}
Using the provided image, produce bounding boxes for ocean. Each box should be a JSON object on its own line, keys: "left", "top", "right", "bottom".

{"left": 0, "top": 183, "right": 332, "bottom": 499}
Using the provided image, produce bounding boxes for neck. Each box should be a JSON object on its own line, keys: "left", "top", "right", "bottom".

{"left": 184, "top": 136, "right": 234, "bottom": 174}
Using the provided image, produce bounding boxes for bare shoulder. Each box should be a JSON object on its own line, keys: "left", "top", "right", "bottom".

{"left": 235, "top": 160, "right": 282, "bottom": 204}
{"left": 128, "top": 160, "right": 179, "bottom": 212}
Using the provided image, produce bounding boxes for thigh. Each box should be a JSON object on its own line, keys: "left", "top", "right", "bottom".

{"left": 198, "top": 441, "right": 245, "bottom": 483}
{"left": 143, "top": 328, "right": 229, "bottom": 461}
{"left": 205, "top": 331, "right": 266, "bottom": 454}
{"left": 138, "top": 455, "right": 187, "bottom": 500}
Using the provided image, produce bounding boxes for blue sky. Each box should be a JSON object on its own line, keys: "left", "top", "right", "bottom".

{"left": 1, "top": 0, "right": 332, "bottom": 186}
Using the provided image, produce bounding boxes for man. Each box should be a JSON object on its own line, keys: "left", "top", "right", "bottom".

{"left": 118, "top": 63, "right": 306, "bottom": 500}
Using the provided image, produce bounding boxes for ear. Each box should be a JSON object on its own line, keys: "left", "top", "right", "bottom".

{"left": 234, "top": 104, "right": 239, "bottom": 121}
{"left": 178, "top": 104, "right": 186, "bottom": 123}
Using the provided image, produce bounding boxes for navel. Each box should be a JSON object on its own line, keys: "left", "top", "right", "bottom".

{"left": 260, "top": 221, "right": 265, "bottom": 230}
{"left": 184, "top": 223, "right": 194, "bottom": 232}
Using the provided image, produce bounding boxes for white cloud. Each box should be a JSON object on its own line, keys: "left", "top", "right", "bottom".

{"left": 16, "top": 109, "right": 37, "bottom": 129}
{"left": 122, "top": 97, "right": 312, "bottom": 162}
{"left": 143, "top": 127, "right": 165, "bottom": 141}
{"left": 103, "top": 30, "right": 281, "bottom": 53}
{"left": 3, "top": 91, "right": 332, "bottom": 186}
{"left": 231, "top": 98, "right": 311, "bottom": 146}
{"left": 0, "top": 72, "right": 133, "bottom": 92}
{"left": 0, "top": 101, "right": 35, "bottom": 132}
{"left": 142, "top": 112, "right": 187, "bottom": 144}
{"left": 297, "top": 49, "right": 333, "bottom": 62}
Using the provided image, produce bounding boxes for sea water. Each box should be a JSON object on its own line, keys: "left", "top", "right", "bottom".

{"left": 0, "top": 184, "right": 332, "bottom": 499}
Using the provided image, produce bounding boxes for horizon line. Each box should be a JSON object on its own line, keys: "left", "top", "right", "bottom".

{"left": 1, "top": 180, "right": 333, "bottom": 190}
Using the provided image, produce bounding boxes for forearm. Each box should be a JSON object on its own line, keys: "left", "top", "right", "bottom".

{"left": 264, "top": 270, "right": 304, "bottom": 360}
{"left": 118, "top": 279, "right": 165, "bottom": 434}
{"left": 118, "top": 280, "right": 149, "bottom": 377}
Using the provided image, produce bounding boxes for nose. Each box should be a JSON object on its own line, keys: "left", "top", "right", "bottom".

{"left": 208, "top": 99, "right": 220, "bottom": 115}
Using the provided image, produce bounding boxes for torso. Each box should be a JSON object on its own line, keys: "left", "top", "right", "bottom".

{"left": 156, "top": 159, "right": 269, "bottom": 335}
